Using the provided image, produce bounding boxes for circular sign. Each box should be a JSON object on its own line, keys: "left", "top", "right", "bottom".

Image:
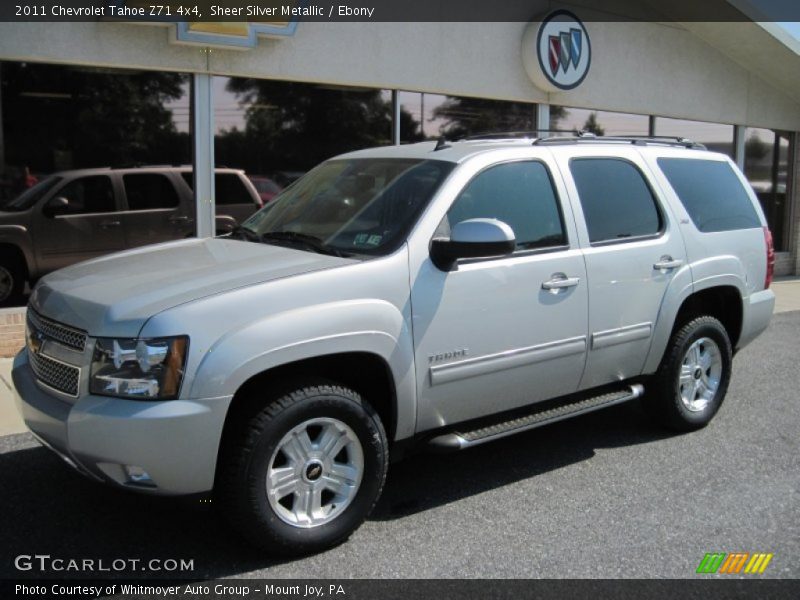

{"left": 522, "top": 10, "right": 591, "bottom": 92}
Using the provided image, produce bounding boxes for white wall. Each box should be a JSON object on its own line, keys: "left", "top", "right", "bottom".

{"left": 0, "top": 20, "right": 799, "bottom": 131}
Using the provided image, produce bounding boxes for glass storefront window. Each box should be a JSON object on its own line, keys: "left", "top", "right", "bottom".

{"left": 654, "top": 117, "right": 734, "bottom": 158}
{"left": 744, "top": 128, "right": 793, "bottom": 251}
{"left": 398, "top": 92, "right": 537, "bottom": 142}
{"left": 550, "top": 106, "right": 649, "bottom": 136}
{"left": 0, "top": 61, "right": 195, "bottom": 306}
{"left": 214, "top": 78, "right": 393, "bottom": 193}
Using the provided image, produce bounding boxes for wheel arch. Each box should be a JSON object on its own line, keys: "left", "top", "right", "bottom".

{"left": 214, "top": 351, "right": 400, "bottom": 491}
{"left": 644, "top": 281, "right": 744, "bottom": 373}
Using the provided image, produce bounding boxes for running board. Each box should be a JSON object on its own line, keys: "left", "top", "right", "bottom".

{"left": 427, "top": 384, "right": 644, "bottom": 450}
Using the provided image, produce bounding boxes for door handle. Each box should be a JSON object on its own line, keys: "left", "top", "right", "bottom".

{"left": 99, "top": 220, "right": 120, "bottom": 229}
{"left": 542, "top": 274, "right": 581, "bottom": 291}
{"left": 653, "top": 256, "right": 683, "bottom": 271}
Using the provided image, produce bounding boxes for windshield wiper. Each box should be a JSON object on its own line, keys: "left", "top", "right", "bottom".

{"left": 259, "top": 231, "right": 350, "bottom": 257}
{"left": 230, "top": 224, "right": 261, "bottom": 242}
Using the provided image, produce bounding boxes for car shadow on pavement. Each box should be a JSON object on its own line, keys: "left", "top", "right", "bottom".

{"left": 0, "top": 401, "right": 674, "bottom": 579}
{"left": 371, "top": 400, "right": 674, "bottom": 520}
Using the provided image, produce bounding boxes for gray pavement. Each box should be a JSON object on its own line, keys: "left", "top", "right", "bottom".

{"left": 0, "top": 286, "right": 799, "bottom": 579}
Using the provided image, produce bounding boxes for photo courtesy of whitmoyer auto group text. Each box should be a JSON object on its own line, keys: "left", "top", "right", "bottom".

{"left": 0, "top": 0, "right": 799, "bottom": 598}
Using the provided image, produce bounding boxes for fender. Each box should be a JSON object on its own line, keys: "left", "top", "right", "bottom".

{"left": 187, "top": 299, "right": 418, "bottom": 441}
{"left": 642, "top": 256, "right": 747, "bottom": 374}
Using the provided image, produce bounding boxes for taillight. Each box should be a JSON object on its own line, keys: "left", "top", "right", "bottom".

{"left": 763, "top": 226, "right": 775, "bottom": 289}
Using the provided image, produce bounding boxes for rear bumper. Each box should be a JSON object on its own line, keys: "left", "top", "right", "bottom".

{"left": 738, "top": 288, "right": 776, "bottom": 350}
{"left": 11, "top": 350, "right": 232, "bottom": 495}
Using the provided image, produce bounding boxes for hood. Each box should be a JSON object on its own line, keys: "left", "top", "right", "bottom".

{"left": 31, "top": 238, "right": 355, "bottom": 337}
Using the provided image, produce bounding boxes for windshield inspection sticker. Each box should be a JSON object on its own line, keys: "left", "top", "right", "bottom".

{"left": 353, "top": 233, "right": 383, "bottom": 247}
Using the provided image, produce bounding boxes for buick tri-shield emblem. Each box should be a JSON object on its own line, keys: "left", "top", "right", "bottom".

{"left": 549, "top": 28, "right": 583, "bottom": 75}
{"left": 523, "top": 10, "right": 592, "bottom": 92}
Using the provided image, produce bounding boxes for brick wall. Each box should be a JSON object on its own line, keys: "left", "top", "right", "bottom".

{"left": 0, "top": 307, "right": 26, "bottom": 358}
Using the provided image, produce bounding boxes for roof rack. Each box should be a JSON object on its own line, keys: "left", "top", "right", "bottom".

{"left": 533, "top": 134, "right": 706, "bottom": 150}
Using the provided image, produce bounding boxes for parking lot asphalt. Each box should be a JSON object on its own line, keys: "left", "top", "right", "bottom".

{"left": 0, "top": 311, "right": 798, "bottom": 580}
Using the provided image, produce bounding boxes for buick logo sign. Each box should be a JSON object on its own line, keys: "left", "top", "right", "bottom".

{"left": 522, "top": 10, "right": 591, "bottom": 92}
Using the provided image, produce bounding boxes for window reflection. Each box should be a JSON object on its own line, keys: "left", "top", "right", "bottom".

{"left": 0, "top": 61, "right": 196, "bottom": 306}
{"left": 398, "top": 92, "right": 536, "bottom": 141}
{"left": 655, "top": 117, "right": 734, "bottom": 158}
{"left": 550, "top": 106, "right": 649, "bottom": 136}
{"left": 745, "top": 128, "right": 793, "bottom": 251}
{"left": 214, "top": 78, "right": 394, "bottom": 191}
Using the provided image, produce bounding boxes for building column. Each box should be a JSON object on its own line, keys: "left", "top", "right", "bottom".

{"left": 0, "top": 62, "right": 5, "bottom": 175}
{"left": 734, "top": 125, "right": 746, "bottom": 170}
{"left": 391, "top": 90, "right": 401, "bottom": 145}
{"left": 192, "top": 72, "right": 215, "bottom": 238}
{"left": 792, "top": 131, "right": 800, "bottom": 276}
{"left": 648, "top": 115, "right": 656, "bottom": 137}
{"left": 536, "top": 103, "right": 550, "bottom": 138}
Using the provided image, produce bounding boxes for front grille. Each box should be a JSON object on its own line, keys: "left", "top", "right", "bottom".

{"left": 27, "top": 309, "right": 87, "bottom": 352}
{"left": 29, "top": 350, "right": 80, "bottom": 397}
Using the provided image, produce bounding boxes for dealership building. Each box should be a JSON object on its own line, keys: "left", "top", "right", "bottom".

{"left": 0, "top": 0, "right": 799, "bottom": 278}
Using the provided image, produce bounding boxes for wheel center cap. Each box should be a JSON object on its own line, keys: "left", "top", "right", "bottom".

{"left": 694, "top": 367, "right": 703, "bottom": 380}
{"left": 304, "top": 460, "right": 323, "bottom": 482}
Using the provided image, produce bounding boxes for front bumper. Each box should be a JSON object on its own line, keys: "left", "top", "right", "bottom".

{"left": 11, "top": 350, "right": 232, "bottom": 495}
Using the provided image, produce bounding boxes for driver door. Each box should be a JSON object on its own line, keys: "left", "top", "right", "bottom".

{"left": 410, "top": 159, "right": 589, "bottom": 433}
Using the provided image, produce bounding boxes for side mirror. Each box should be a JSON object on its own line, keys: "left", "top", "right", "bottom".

{"left": 43, "top": 196, "right": 69, "bottom": 217}
{"left": 430, "top": 218, "right": 516, "bottom": 271}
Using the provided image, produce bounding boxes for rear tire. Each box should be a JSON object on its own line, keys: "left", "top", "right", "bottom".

{"left": 644, "top": 316, "right": 732, "bottom": 431}
{"left": 217, "top": 383, "right": 388, "bottom": 556}
{"left": 0, "top": 255, "right": 25, "bottom": 307}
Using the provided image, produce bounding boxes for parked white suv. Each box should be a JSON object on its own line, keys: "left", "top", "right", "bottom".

{"left": 11, "top": 136, "right": 775, "bottom": 555}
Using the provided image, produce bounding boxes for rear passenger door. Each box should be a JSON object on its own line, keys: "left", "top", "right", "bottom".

{"left": 553, "top": 148, "right": 688, "bottom": 390}
{"left": 120, "top": 172, "right": 194, "bottom": 247}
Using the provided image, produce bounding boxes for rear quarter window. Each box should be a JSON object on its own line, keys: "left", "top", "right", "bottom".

{"left": 657, "top": 158, "right": 761, "bottom": 232}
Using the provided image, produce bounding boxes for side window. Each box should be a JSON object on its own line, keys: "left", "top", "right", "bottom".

{"left": 52, "top": 176, "right": 115, "bottom": 215}
{"left": 445, "top": 161, "right": 567, "bottom": 250}
{"left": 215, "top": 173, "right": 255, "bottom": 206}
{"left": 657, "top": 158, "right": 761, "bottom": 232}
{"left": 123, "top": 174, "right": 180, "bottom": 210}
{"left": 570, "top": 159, "right": 662, "bottom": 243}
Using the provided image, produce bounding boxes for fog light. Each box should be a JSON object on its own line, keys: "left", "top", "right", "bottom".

{"left": 124, "top": 465, "right": 155, "bottom": 487}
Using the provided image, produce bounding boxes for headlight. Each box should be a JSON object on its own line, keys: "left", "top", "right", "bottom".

{"left": 90, "top": 336, "right": 189, "bottom": 400}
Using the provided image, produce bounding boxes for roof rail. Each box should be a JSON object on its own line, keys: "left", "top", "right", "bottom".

{"left": 532, "top": 134, "right": 706, "bottom": 150}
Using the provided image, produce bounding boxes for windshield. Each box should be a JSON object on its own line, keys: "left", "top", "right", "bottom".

{"left": 240, "top": 158, "right": 454, "bottom": 257}
{"left": 2, "top": 176, "right": 62, "bottom": 212}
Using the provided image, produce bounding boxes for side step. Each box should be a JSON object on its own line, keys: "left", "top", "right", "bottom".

{"left": 427, "top": 384, "right": 644, "bottom": 450}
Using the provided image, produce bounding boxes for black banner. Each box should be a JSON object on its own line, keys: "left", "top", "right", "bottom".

{"left": 2, "top": 0, "right": 800, "bottom": 23}
{"left": 4, "top": 579, "right": 800, "bottom": 600}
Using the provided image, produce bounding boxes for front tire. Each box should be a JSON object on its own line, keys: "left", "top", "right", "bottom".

{"left": 217, "top": 383, "right": 388, "bottom": 555}
{"left": 0, "top": 256, "right": 25, "bottom": 307}
{"left": 644, "top": 316, "right": 733, "bottom": 431}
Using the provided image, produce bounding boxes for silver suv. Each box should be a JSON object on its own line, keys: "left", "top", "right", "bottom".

{"left": 0, "top": 166, "right": 261, "bottom": 306}
{"left": 11, "top": 136, "right": 775, "bottom": 555}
